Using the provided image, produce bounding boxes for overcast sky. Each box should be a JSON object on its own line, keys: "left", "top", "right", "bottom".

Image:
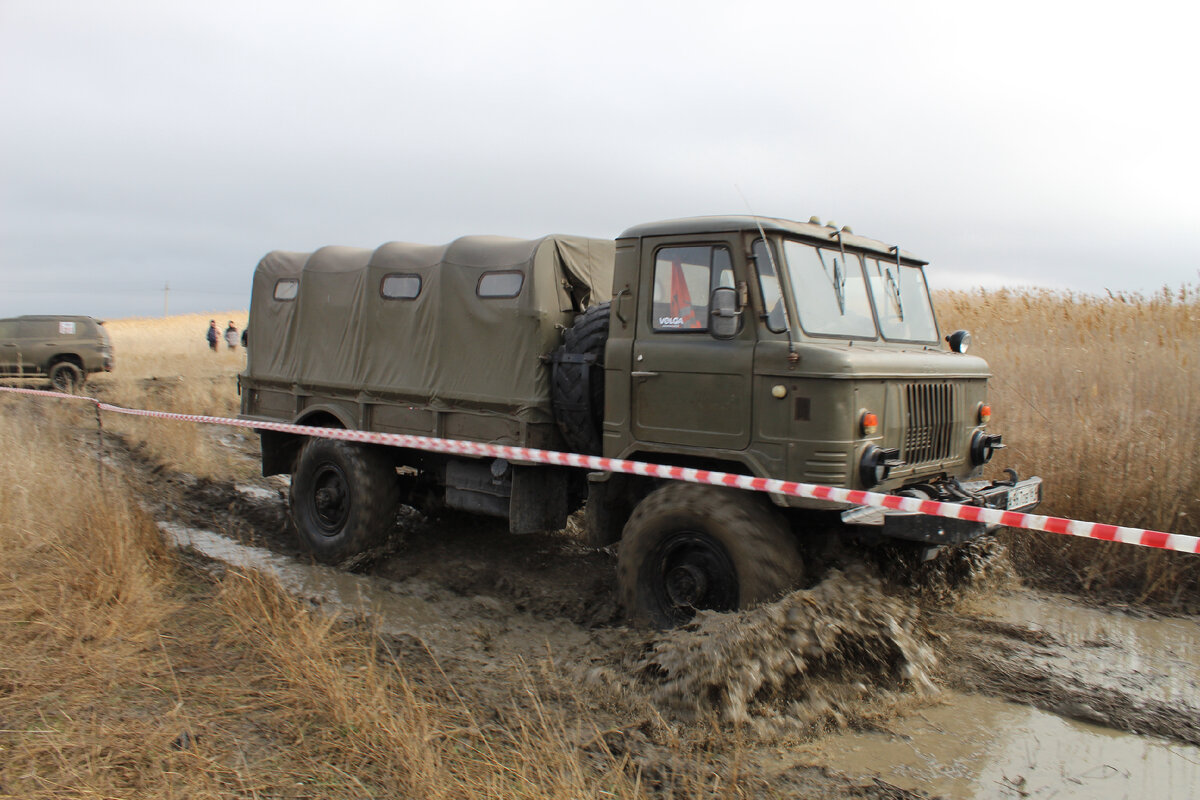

{"left": 2, "top": 1, "right": 1198, "bottom": 320}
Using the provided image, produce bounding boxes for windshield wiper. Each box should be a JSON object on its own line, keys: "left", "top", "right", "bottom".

{"left": 825, "top": 230, "right": 849, "bottom": 315}
{"left": 885, "top": 267, "right": 904, "bottom": 319}
{"left": 833, "top": 258, "right": 846, "bottom": 314}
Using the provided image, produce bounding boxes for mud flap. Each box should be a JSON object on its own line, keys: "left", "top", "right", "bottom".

{"left": 509, "top": 465, "right": 568, "bottom": 534}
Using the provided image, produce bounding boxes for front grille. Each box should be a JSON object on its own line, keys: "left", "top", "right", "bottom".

{"left": 902, "top": 383, "right": 956, "bottom": 465}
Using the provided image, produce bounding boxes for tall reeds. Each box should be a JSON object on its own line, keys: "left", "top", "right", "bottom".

{"left": 936, "top": 285, "right": 1199, "bottom": 605}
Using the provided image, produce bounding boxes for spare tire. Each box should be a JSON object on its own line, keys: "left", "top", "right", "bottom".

{"left": 551, "top": 302, "right": 610, "bottom": 455}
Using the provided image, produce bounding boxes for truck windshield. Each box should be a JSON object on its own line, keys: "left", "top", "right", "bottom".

{"left": 782, "top": 241, "right": 877, "bottom": 338}
{"left": 863, "top": 258, "right": 939, "bottom": 342}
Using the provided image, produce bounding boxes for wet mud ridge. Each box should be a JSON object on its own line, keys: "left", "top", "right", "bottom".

{"left": 105, "top": 427, "right": 1200, "bottom": 797}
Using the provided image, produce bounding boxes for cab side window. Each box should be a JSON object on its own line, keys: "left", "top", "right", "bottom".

{"left": 651, "top": 245, "right": 733, "bottom": 331}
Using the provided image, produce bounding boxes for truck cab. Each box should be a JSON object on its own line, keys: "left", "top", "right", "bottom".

{"left": 604, "top": 216, "right": 1001, "bottom": 499}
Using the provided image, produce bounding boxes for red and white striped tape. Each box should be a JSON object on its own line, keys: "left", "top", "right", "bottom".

{"left": 3, "top": 384, "right": 1197, "bottom": 555}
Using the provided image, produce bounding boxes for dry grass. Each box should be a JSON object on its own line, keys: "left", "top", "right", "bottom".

{"left": 0, "top": 401, "right": 652, "bottom": 799}
{"left": 936, "top": 284, "right": 1200, "bottom": 606}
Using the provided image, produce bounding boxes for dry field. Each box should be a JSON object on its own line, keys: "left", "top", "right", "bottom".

{"left": 92, "top": 312, "right": 251, "bottom": 478}
{"left": 0, "top": 401, "right": 646, "bottom": 798}
{"left": 2, "top": 291, "right": 1198, "bottom": 798}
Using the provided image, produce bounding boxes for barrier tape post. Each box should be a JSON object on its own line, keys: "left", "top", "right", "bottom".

{"left": 94, "top": 398, "right": 105, "bottom": 489}
{"left": 2, "top": 384, "right": 1198, "bottom": 556}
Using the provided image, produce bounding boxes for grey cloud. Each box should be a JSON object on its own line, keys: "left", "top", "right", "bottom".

{"left": 2, "top": 1, "right": 1198, "bottom": 319}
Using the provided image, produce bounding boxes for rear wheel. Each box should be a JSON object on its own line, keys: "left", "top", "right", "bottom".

{"left": 49, "top": 362, "right": 83, "bottom": 393}
{"left": 617, "top": 483, "right": 804, "bottom": 628}
{"left": 289, "top": 438, "right": 401, "bottom": 564}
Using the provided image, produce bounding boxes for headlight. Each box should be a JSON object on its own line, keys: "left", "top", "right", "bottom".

{"left": 970, "top": 431, "right": 1004, "bottom": 466}
{"left": 859, "top": 445, "right": 901, "bottom": 488}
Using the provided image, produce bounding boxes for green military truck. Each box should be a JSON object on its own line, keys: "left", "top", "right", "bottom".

{"left": 240, "top": 216, "right": 1041, "bottom": 627}
{"left": 0, "top": 315, "right": 114, "bottom": 391}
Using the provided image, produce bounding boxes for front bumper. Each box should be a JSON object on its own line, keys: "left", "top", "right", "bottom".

{"left": 841, "top": 475, "right": 1043, "bottom": 545}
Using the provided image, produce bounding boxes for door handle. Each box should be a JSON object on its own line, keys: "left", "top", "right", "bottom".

{"left": 614, "top": 287, "right": 630, "bottom": 324}
{"left": 631, "top": 371, "right": 659, "bottom": 378}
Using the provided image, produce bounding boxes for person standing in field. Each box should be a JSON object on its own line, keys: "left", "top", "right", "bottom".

{"left": 206, "top": 320, "right": 219, "bottom": 352}
{"left": 224, "top": 321, "right": 239, "bottom": 350}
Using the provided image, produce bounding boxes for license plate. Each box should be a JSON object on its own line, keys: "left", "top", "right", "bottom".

{"left": 1007, "top": 483, "right": 1040, "bottom": 510}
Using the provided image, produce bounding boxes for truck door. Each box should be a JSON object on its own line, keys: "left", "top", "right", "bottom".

{"left": 631, "top": 240, "right": 753, "bottom": 451}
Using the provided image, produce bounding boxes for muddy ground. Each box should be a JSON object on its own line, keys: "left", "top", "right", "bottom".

{"left": 110, "top": 426, "right": 1200, "bottom": 799}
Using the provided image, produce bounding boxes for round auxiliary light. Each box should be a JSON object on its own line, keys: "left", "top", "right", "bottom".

{"left": 979, "top": 404, "right": 992, "bottom": 425}
{"left": 861, "top": 411, "right": 879, "bottom": 436}
{"left": 946, "top": 330, "right": 971, "bottom": 354}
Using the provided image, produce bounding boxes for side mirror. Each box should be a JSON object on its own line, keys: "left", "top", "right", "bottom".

{"left": 945, "top": 329, "right": 971, "bottom": 353}
{"left": 709, "top": 286, "right": 741, "bottom": 339}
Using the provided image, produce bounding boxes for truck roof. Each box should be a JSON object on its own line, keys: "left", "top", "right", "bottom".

{"left": 618, "top": 216, "right": 927, "bottom": 265}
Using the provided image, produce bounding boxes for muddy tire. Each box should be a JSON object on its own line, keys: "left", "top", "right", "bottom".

{"left": 551, "top": 302, "right": 610, "bottom": 455}
{"left": 618, "top": 483, "right": 804, "bottom": 628}
{"left": 49, "top": 362, "right": 83, "bottom": 393}
{"left": 289, "top": 438, "right": 401, "bottom": 564}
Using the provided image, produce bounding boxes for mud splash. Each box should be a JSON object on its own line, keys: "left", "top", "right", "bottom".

{"left": 598, "top": 566, "right": 938, "bottom": 736}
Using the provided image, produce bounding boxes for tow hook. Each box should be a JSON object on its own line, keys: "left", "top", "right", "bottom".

{"left": 994, "top": 468, "right": 1019, "bottom": 488}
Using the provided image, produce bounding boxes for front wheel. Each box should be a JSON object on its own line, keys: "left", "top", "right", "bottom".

{"left": 289, "top": 438, "right": 401, "bottom": 564}
{"left": 617, "top": 483, "right": 804, "bottom": 628}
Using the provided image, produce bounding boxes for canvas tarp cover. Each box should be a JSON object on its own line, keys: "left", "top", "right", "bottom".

{"left": 245, "top": 234, "right": 615, "bottom": 424}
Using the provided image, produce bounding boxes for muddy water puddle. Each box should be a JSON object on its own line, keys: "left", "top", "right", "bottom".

{"left": 234, "top": 483, "right": 282, "bottom": 502}
{"left": 801, "top": 691, "right": 1200, "bottom": 799}
{"left": 983, "top": 590, "right": 1200, "bottom": 707}
{"left": 161, "top": 522, "right": 443, "bottom": 628}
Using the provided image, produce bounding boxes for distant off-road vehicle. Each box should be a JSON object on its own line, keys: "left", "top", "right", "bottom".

{"left": 0, "top": 315, "right": 114, "bottom": 391}
{"left": 240, "top": 216, "right": 1041, "bottom": 627}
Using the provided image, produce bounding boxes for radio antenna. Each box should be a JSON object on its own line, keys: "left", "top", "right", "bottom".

{"left": 735, "top": 184, "right": 797, "bottom": 364}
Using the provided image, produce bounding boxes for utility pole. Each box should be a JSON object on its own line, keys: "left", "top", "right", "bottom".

{"left": 163, "top": 282, "right": 169, "bottom": 317}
